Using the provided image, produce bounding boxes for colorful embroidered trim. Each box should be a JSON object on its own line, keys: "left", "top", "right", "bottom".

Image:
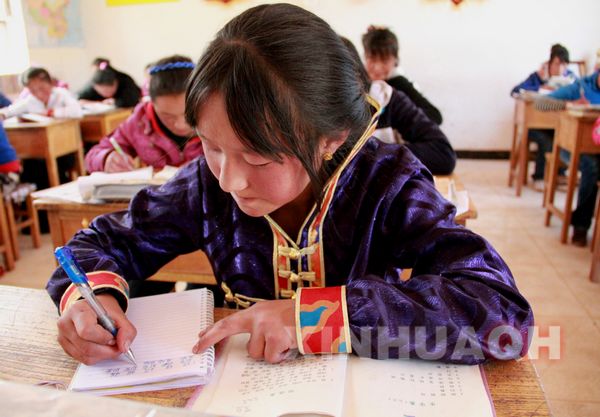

{"left": 296, "top": 286, "right": 352, "bottom": 355}
{"left": 59, "top": 271, "right": 130, "bottom": 315}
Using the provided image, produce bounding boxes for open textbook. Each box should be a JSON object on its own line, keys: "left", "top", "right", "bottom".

{"left": 68, "top": 289, "right": 214, "bottom": 395}
{"left": 191, "top": 333, "right": 495, "bottom": 417}
{"left": 77, "top": 166, "right": 179, "bottom": 202}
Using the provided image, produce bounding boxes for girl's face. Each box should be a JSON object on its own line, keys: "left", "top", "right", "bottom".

{"left": 548, "top": 57, "right": 567, "bottom": 77}
{"left": 364, "top": 54, "right": 397, "bottom": 81}
{"left": 153, "top": 93, "right": 192, "bottom": 137}
{"left": 27, "top": 78, "right": 53, "bottom": 104}
{"left": 196, "top": 92, "right": 311, "bottom": 217}
{"left": 93, "top": 82, "right": 118, "bottom": 99}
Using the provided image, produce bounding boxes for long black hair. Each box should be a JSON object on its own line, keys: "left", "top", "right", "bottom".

{"left": 185, "top": 3, "right": 371, "bottom": 200}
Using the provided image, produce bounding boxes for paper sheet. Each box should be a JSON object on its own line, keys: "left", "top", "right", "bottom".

{"left": 343, "top": 357, "right": 494, "bottom": 417}
{"left": 69, "top": 289, "right": 214, "bottom": 395}
{"left": 198, "top": 334, "right": 347, "bottom": 417}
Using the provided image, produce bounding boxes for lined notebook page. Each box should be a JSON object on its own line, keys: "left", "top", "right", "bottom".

{"left": 201, "top": 334, "right": 347, "bottom": 417}
{"left": 343, "top": 357, "right": 494, "bottom": 417}
{"left": 69, "top": 288, "right": 214, "bottom": 394}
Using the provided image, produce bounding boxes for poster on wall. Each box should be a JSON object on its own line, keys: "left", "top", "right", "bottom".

{"left": 24, "top": 0, "right": 84, "bottom": 47}
{"left": 106, "top": 0, "right": 179, "bottom": 6}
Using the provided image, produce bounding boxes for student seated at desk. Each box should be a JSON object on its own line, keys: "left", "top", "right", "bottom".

{"left": 85, "top": 55, "right": 203, "bottom": 173}
{"left": 547, "top": 69, "right": 600, "bottom": 247}
{"left": 511, "top": 44, "right": 574, "bottom": 190}
{"left": 78, "top": 60, "right": 141, "bottom": 108}
{"left": 342, "top": 37, "right": 456, "bottom": 175}
{"left": 362, "top": 26, "right": 443, "bottom": 125}
{"left": 0, "top": 67, "right": 82, "bottom": 120}
{"left": 47, "top": 4, "right": 532, "bottom": 366}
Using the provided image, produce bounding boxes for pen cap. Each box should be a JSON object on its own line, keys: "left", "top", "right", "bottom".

{"left": 54, "top": 246, "right": 88, "bottom": 284}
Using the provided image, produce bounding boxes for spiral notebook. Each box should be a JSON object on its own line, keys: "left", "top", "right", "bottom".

{"left": 68, "top": 288, "right": 215, "bottom": 395}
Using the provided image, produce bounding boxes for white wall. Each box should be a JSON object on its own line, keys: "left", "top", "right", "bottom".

{"left": 27, "top": 0, "right": 600, "bottom": 151}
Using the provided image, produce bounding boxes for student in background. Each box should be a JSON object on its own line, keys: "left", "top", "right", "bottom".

{"left": 78, "top": 61, "right": 141, "bottom": 108}
{"left": 511, "top": 44, "right": 574, "bottom": 191}
{"left": 342, "top": 36, "right": 455, "bottom": 175}
{"left": 0, "top": 67, "right": 82, "bottom": 120}
{"left": 0, "top": 92, "right": 11, "bottom": 109}
{"left": 85, "top": 55, "right": 203, "bottom": 173}
{"left": 362, "top": 26, "right": 443, "bottom": 125}
{"left": 48, "top": 4, "right": 531, "bottom": 366}
{"left": 547, "top": 69, "right": 600, "bottom": 247}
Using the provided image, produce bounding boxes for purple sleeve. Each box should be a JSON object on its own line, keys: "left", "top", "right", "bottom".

{"left": 46, "top": 160, "right": 205, "bottom": 306}
{"left": 346, "top": 173, "right": 533, "bottom": 364}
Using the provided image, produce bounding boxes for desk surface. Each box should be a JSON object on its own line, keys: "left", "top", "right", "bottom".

{"left": 0, "top": 285, "right": 549, "bottom": 416}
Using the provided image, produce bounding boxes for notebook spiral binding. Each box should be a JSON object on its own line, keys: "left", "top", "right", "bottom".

{"left": 202, "top": 290, "right": 216, "bottom": 374}
{"left": 534, "top": 97, "right": 567, "bottom": 112}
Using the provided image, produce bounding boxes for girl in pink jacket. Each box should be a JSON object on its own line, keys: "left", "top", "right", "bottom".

{"left": 85, "top": 55, "right": 203, "bottom": 173}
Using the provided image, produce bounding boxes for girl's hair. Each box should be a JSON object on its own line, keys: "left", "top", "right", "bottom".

{"left": 21, "top": 67, "right": 52, "bottom": 86}
{"left": 92, "top": 63, "right": 117, "bottom": 86}
{"left": 92, "top": 57, "right": 111, "bottom": 67}
{"left": 550, "top": 43, "right": 570, "bottom": 64}
{"left": 149, "top": 55, "right": 195, "bottom": 100}
{"left": 339, "top": 36, "right": 370, "bottom": 91}
{"left": 361, "top": 26, "right": 399, "bottom": 60}
{"left": 186, "top": 3, "right": 371, "bottom": 200}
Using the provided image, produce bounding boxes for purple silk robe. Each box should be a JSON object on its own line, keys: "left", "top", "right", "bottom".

{"left": 47, "top": 137, "right": 533, "bottom": 364}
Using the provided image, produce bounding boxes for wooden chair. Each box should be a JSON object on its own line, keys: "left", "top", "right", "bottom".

{"left": 0, "top": 191, "right": 15, "bottom": 272}
{"left": 2, "top": 183, "right": 41, "bottom": 260}
{"left": 568, "top": 60, "right": 587, "bottom": 78}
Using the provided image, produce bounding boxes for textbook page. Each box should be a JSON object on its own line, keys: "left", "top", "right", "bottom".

{"left": 69, "top": 289, "right": 214, "bottom": 395}
{"left": 196, "top": 333, "right": 347, "bottom": 417}
{"left": 343, "top": 356, "right": 494, "bottom": 417}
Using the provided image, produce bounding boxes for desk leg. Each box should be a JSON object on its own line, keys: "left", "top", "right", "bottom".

{"left": 544, "top": 143, "right": 561, "bottom": 226}
{"left": 46, "top": 157, "right": 60, "bottom": 188}
{"left": 515, "top": 125, "right": 529, "bottom": 197}
{"left": 508, "top": 122, "right": 520, "bottom": 187}
{"left": 73, "top": 146, "right": 86, "bottom": 178}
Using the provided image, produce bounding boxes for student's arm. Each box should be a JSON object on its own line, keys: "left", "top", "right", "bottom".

{"left": 84, "top": 109, "right": 140, "bottom": 172}
{"left": 385, "top": 89, "right": 456, "bottom": 174}
{"left": 387, "top": 75, "right": 443, "bottom": 125}
{"left": 342, "top": 170, "right": 533, "bottom": 364}
{"left": 0, "top": 93, "right": 11, "bottom": 108}
{"left": 510, "top": 71, "right": 544, "bottom": 96}
{"left": 114, "top": 73, "right": 141, "bottom": 108}
{"left": 548, "top": 82, "right": 581, "bottom": 101}
{"left": 52, "top": 89, "right": 83, "bottom": 119}
{"left": 47, "top": 160, "right": 206, "bottom": 310}
{"left": 0, "top": 96, "right": 33, "bottom": 118}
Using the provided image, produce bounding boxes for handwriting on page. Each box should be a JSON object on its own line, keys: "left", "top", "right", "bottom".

{"left": 346, "top": 358, "right": 494, "bottom": 417}
{"left": 205, "top": 334, "right": 347, "bottom": 417}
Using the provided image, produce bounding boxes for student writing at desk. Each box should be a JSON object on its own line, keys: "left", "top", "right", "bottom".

{"left": 47, "top": 4, "right": 532, "bottom": 366}
{"left": 511, "top": 44, "right": 574, "bottom": 191}
{"left": 0, "top": 67, "right": 82, "bottom": 120}
{"left": 78, "top": 60, "right": 141, "bottom": 109}
{"left": 546, "top": 69, "right": 600, "bottom": 246}
{"left": 342, "top": 37, "right": 456, "bottom": 175}
{"left": 85, "top": 55, "right": 203, "bottom": 173}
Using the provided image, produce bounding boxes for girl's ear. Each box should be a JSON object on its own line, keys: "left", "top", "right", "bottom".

{"left": 320, "top": 129, "right": 349, "bottom": 157}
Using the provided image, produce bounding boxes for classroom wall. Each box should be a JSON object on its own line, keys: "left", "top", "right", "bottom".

{"left": 27, "top": 0, "right": 600, "bottom": 151}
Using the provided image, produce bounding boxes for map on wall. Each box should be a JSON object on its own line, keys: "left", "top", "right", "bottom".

{"left": 24, "top": 0, "right": 84, "bottom": 47}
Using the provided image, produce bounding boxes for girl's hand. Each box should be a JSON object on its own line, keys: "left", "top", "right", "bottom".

{"left": 104, "top": 150, "right": 135, "bottom": 172}
{"left": 193, "top": 299, "right": 297, "bottom": 363}
{"left": 57, "top": 294, "right": 137, "bottom": 365}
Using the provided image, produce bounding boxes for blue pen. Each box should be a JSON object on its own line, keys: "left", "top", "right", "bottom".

{"left": 54, "top": 246, "right": 136, "bottom": 365}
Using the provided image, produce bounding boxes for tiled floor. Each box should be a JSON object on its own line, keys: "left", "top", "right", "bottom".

{"left": 1, "top": 159, "right": 599, "bottom": 416}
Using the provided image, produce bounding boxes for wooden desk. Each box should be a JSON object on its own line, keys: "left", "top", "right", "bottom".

{"left": 32, "top": 184, "right": 216, "bottom": 286}
{"left": 435, "top": 174, "right": 478, "bottom": 226}
{"left": 508, "top": 97, "right": 561, "bottom": 197}
{"left": 79, "top": 108, "right": 133, "bottom": 143}
{"left": 544, "top": 109, "right": 600, "bottom": 243}
{"left": 4, "top": 119, "right": 85, "bottom": 187}
{"left": 0, "top": 285, "right": 550, "bottom": 416}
